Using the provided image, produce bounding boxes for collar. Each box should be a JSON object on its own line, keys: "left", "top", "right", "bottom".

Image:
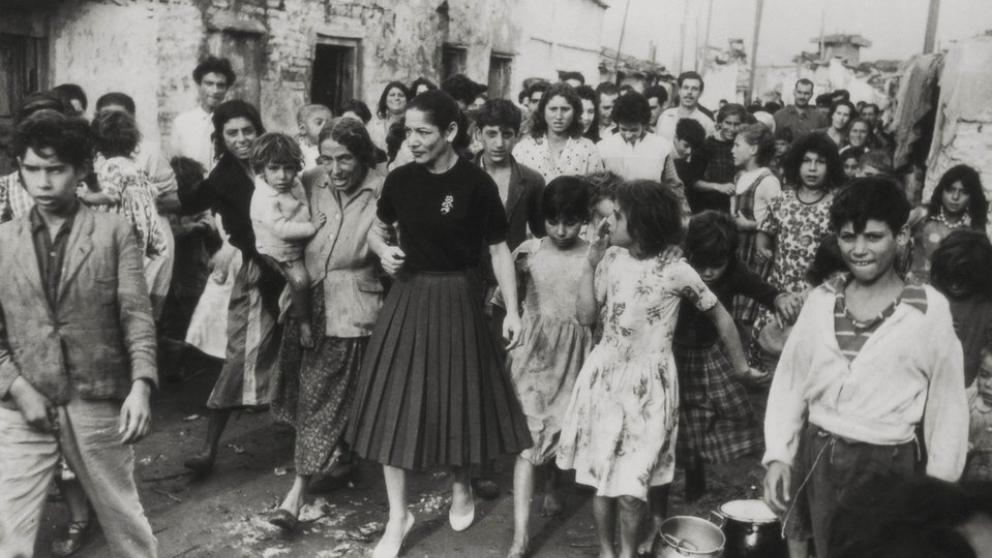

{"left": 825, "top": 273, "right": 929, "bottom": 315}
{"left": 29, "top": 198, "right": 81, "bottom": 232}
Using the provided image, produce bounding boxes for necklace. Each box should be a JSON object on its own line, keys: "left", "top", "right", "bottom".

{"left": 796, "top": 187, "right": 828, "bottom": 205}
{"left": 933, "top": 208, "right": 971, "bottom": 229}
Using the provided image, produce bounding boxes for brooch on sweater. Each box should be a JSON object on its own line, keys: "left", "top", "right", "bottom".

{"left": 441, "top": 194, "right": 454, "bottom": 215}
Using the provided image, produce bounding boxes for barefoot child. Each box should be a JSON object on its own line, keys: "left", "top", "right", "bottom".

{"left": 557, "top": 180, "right": 760, "bottom": 558}
{"left": 505, "top": 176, "right": 595, "bottom": 558}
{"left": 763, "top": 178, "right": 969, "bottom": 558}
{"left": 249, "top": 133, "right": 325, "bottom": 347}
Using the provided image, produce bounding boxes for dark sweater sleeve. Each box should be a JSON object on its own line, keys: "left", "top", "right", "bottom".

{"left": 732, "top": 264, "right": 781, "bottom": 309}
{"left": 178, "top": 175, "right": 215, "bottom": 214}
{"left": 525, "top": 174, "right": 546, "bottom": 238}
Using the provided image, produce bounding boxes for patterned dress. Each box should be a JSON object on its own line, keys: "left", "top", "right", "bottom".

{"left": 556, "top": 248, "right": 718, "bottom": 500}
{"left": 508, "top": 238, "right": 594, "bottom": 466}
{"left": 511, "top": 134, "right": 604, "bottom": 183}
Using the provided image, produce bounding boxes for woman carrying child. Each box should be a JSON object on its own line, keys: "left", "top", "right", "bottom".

{"left": 556, "top": 180, "right": 761, "bottom": 558}
{"left": 505, "top": 176, "right": 595, "bottom": 558}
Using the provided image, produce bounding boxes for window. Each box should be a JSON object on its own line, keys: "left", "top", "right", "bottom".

{"left": 442, "top": 44, "right": 467, "bottom": 80}
{"left": 311, "top": 38, "right": 360, "bottom": 111}
{"left": 0, "top": 33, "right": 46, "bottom": 175}
{"left": 488, "top": 53, "right": 513, "bottom": 100}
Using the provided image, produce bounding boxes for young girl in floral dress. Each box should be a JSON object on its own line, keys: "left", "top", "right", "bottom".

{"left": 556, "top": 180, "right": 759, "bottom": 558}
{"left": 505, "top": 177, "right": 595, "bottom": 558}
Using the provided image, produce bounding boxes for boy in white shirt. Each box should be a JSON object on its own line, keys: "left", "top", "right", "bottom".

{"left": 762, "top": 177, "right": 968, "bottom": 558}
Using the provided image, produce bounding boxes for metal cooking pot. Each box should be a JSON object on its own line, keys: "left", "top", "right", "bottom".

{"left": 659, "top": 515, "right": 726, "bottom": 558}
{"left": 713, "top": 499, "right": 787, "bottom": 558}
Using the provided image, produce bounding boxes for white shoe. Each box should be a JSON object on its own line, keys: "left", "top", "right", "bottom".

{"left": 372, "top": 510, "right": 415, "bottom": 558}
{"left": 448, "top": 493, "right": 476, "bottom": 532}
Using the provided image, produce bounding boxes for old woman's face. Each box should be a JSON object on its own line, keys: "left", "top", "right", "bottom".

{"left": 318, "top": 137, "right": 361, "bottom": 191}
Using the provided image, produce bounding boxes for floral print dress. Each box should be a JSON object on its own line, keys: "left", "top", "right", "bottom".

{"left": 511, "top": 134, "right": 605, "bottom": 182}
{"left": 758, "top": 188, "right": 834, "bottom": 294}
{"left": 556, "top": 248, "right": 718, "bottom": 500}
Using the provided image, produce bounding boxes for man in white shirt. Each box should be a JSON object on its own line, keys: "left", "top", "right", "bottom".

{"left": 594, "top": 82, "right": 619, "bottom": 139}
{"left": 655, "top": 71, "right": 715, "bottom": 141}
{"left": 762, "top": 179, "right": 968, "bottom": 558}
{"left": 170, "top": 56, "right": 235, "bottom": 171}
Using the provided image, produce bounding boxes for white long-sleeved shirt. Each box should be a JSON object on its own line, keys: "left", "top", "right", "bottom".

{"left": 763, "top": 279, "right": 969, "bottom": 482}
{"left": 170, "top": 106, "right": 214, "bottom": 171}
{"left": 250, "top": 177, "right": 315, "bottom": 262}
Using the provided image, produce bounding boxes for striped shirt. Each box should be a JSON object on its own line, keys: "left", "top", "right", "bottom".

{"left": 830, "top": 275, "right": 929, "bottom": 361}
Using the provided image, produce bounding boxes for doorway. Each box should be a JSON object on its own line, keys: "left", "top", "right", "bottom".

{"left": 311, "top": 41, "right": 358, "bottom": 112}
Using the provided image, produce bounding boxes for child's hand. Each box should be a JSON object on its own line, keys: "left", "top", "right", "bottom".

{"left": 773, "top": 293, "right": 803, "bottom": 325}
{"left": 587, "top": 217, "right": 611, "bottom": 267}
{"left": 756, "top": 246, "right": 774, "bottom": 263}
{"left": 313, "top": 211, "right": 327, "bottom": 228}
{"left": 715, "top": 182, "right": 736, "bottom": 196}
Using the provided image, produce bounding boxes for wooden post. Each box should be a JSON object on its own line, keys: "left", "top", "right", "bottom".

{"left": 923, "top": 0, "right": 941, "bottom": 53}
{"left": 747, "top": 0, "right": 765, "bottom": 105}
{"left": 614, "top": 0, "right": 633, "bottom": 85}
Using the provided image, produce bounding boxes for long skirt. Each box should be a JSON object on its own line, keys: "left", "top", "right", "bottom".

{"left": 344, "top": 270, "right": 533, "bottom": 470}
{"left": 271, "top": 286, "right": 368, "bottom": 475}
{"left": 206, "top": 258, "right": 283, "bottom": 409}
{"left": 675, "top": 342, "right": 762, "bottom": 467}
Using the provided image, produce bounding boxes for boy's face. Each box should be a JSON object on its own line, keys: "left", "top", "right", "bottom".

{"left": 718, "top": 114, "right": 743, "bottom": 142}
{"left": 674, "top": 138, "right": 693, "bottom": 159}
{"left": 837, "top": 219, "right": 906, "bottom": 285}
{"left": 300, "top": 109, "right": 332, "bottom": 144}
{"left": 617, "top": 121, "right": 646, "bottom": 145}
{"left": 18, "top": 147, "right": 86, "bottom": 213}
{"left": 262, "top": 162, "right": 298, "bottom": 191}
{"left": 476, "top": 125, "right": 517, "bottom": 164}
{"left": 545, "top": 215, "right": 584, "bottom": 249}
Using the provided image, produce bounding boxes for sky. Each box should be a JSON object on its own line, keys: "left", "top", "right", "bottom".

{"left": 602, "top": 0, "right": 992, "bottom": 72}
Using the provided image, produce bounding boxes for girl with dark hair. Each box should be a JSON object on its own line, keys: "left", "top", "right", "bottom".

{"left": 343, "top": 90, "right": 532, "bottom": 558}
{"left": 730, "top": 123, "right": 782, "bottom": 326}
{"left": 180, "top": 100, "right": 286, "bottom": 476}
{"left": 822, "top": 100, "right": 857, "bottom": 148}
{"left": 506, "top": 176, "right": 595, "bottom": 558}
{"left": 512, "top": 83, "right": 604, "bottom": 182}
{"left": 575, "top": 84, "right": 601, "bottom": 143}
{"left": 369, "top": 81, "right": 410, "bottom": 152}
{"left": 409, "top": 76, "right": 438, "bottom": 97}
{"left": 910, "top": 164, "right": 989, "bottom": 280}
{"left": 556, "top": 180, "right": 758, "bottom": 558}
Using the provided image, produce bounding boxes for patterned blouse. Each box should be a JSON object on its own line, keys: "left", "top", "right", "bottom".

{"left": 512, "top": 134, "right": 604, "bottom": 182}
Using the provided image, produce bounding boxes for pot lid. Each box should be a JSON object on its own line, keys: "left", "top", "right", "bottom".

{"left": 719, "top": 499, "right": 779, "bottom": 524}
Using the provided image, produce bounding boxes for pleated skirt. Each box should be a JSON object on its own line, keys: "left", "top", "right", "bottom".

{"left": 344, "top": 269, "right": 533, "bottom": 470}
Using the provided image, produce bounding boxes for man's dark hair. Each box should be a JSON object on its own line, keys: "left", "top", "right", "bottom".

{"left": 829, "top": 176, "right": 910, "bottom": 235}
{"left": 91, "top": 109, "right": 141, "bottom": 158}
{"left": 795, "top": 78, "right": 814, "bottom": 90}
{"left": 530, "top": 82, "right": 584, "bottom": 139}
{"left": 440, "top": 74, "right": 487, "bottom": 108}
{"left": 930, "top": 229, "right": 992, "bottom": 300}
{"left": 559, "top": 71, "right": 585, "bottom": 85}
{"left": 543, "top": 175, "right": 592, "bottom": 223}
{"left": 618, "top": 85, "right": 635, "bottom": 96}
{"left": 677, "top": 71, "right": 705, "bottom": 92}
{"left": 783, "top": 132, "right": 845, "bottom": 190}
{"left": 13, "top": 110, "right": 92, "bottom": 169}
{"left": 830, "top": 89, "right": 851, "bottom": 103}
{"left": 475, "top": 99, "right": 522, "bottom": 134}
{"left": 409, "top": 77, "right": 438, "bottom": 95}
{"left": 861, "top": 102, "right": 880, "bottom": 115}
{"left": 815, "top": 93, "right": 833, "bottom": 108}
{"left": 339, "top": 99, "right": 373, "bottom": 124}
{"left": 643, "top": 85, "right": 669, "bottom": 107}
{"left": 52, "top": 83, "right": 87, "bottom": 112}
{"left": 193, "top": 56, "right": 236, "bottom": 86}
{"left": 16, "top": 91, "right": 69, "bottom": 125}
{"left": 675, "top": 118, "right": 706, "bottom": 150}
{"left": 928, "top": 164, "right": 988, "bottom": 230}
{"left": 610, "top": 91, "right": 650, "bottom": 126}
{"left": 376, "top": 81, "right": 411, "bottom": 119}
{"left": 594, "top": 82, "right": 619, "bottom": 99}
{"left": 614, "top": 179, "right": 684, "bottom": 256}
{"left": 686, "top": 210, "right": 738, "bottom": 269}
{"left": 95, "top": 92, "right": 137, "bottom": 115}
{"left": 524, "top": 79, "right": 550, "bottom": 101}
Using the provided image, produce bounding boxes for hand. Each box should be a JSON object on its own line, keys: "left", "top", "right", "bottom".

{"left": 763, "top": 461, "right": 792, "bottom": 514}
{"left": 313, "top": 211, "right": 327, "bottom": 228}
{"left": 119, "top": 380, "right": 152, "bottom": 444}
{"left": 10, "top": 376, "right": 54, "bottom": 433}
{"left": 502, "top": 311, "right": 522, "bottom": 349}
{"left": 379, "top": 246, "right": 406, "bottom": 276}
{"left": 587, "top": 218, "right": 611, "bottom": 267}
{"left": 774, "top": 293, "right": 803, "bottom": 325}
{"left": 716, "top": 182, "right": 736, "bottom": 196}
{"left": 734, "top": 366, "right": 771, "bottom": 385}
{"left": 756, "top": 247, "right": 774, "bottom": 263}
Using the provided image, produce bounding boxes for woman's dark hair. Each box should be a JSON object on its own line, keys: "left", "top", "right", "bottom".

{"left": 211, "top": 100, "right": 265, "bottom": 159}
{"left": 440, "top": 74, "right": 487, "bottom": 108}
{"left": 586, "top": 170, "right": 622, "bottom": 205}
{"left": 829, "top": 176, "right": 910, "bottom": 234}
{"left": 530, "top": 82, "right": 584, "bottom": 139}
{"left": 318, "top": 117, "right": 378, "bottom": 171}
{"left": 774, "top": 126, "right": 794, "bottom": 144}
{"left": 828, "top": 100, "right": 858, "bottom": 128}
{"left": 409, "top": 77, "right": 438, "bottom": 96}
{"left": 405, "top": 89, "right": 462, "bottom": 137}
{"left": 16, "top": 91, "right": 69, "bottom": 125}
{"left": 783, "top": 132, "right": 845, "bottom": 189}
{"left": 542, "top": 176, "right": 592, "bottom": 223}
{"left": 385, "top": 118, "right": 407, "bottom": 163}
{"left": 12, "top": 110, "right": 92, "bottom": 170}
{"left": 52, "top": 83, "right": 87, "bottom": 112}
{"left": 575, "top": 85, "right": 601, "bottom": 142}
{"left": 806, "top": 234, "right": 847, "bottom": 285}
{"left": 249, "top": 132, "right": 303, "bottom": 174}
{"left": 685, "top": 210, "right": 738, "bottom": 268}
{"left": 193, "top": 56, "right": 236, "bottom": 85}
{"left": 716, "top": 102, "right": 748, "bottom": 124}
{"left": 91, "top": 109, "right": 141, "bottom": 158}
{"left": 170, "top": 156, "right": 206, "bottom": 201}
{"left": 614, "top": 179, "right": 684, "bottom": 256}
{"left": 930, "top": 229, "right": 992, "bottom": 300}
{"left": 95, "top": 92, "right": 136, "bottom": 115}
{"left": 841, "top": 147, "right": 865, "bottom": 167}
{"left": 927, "top": 164, "right": 988, "bottom": 230}
{"left": 736, "top": 123, "right": 776, "bottom": 167}
{"left": 475, "top": 99, "right": 522, "bottom": 133}
{"left": 610, "top": 91, "right": 651, "bottom": 126}
{"left": 339, "top": 99, "right": 373, "bottom": 124}
{"left": 675, "top": 118, "right": 707, "bottom": 150}
{"left": 376, "top": 81, "right": 410, "bottom": 119}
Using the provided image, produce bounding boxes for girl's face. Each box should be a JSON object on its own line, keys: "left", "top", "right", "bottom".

{"left": 941, "top": 180, "right": 971, "bottom": 216}
{"left": 695, "top": 259, "right": 729, "bottom": 284}
{"left": 831, "top": 105, "right": 852, "bottom": 130}
{"left": 262, "top": 162, "right": 298, "bottom": 191}
{"left": 386, "top": 87, "right": 408, "bottom": 115}
{"left": 608, "top": 205, "right": 633, "bottom": 249}
{"left": 404, "top": 108, "right": 454, "bottom": 165}
{"left": 774, "top": 139, "right": 790, "bottom": 157}
{"left": 799, "top": 151, "right": 828, "bottom": 190}
{"left": 221, "top": 116, "right": 258, "bottom": 161}
{"left": 848, "top": 121, "right": 869, "bottom": 147}
{"left": 544, "top": 95, "right": 575, "bottom": 135}
{"left": 732, "top": 134, "right": 756, "bottom": 167}
{"left": 842, "top": 156, "right": 860, "bottom": 179}
{"left": 545, "top": 215, "right": 584, "bottom": 249}
{"left": 579, "top": 99, "right": 596, "bottom": 133}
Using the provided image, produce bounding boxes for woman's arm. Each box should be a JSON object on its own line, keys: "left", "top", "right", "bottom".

{"left": 577, "top": 219, "right": 610, "bottom": 326}
{"left": 367, "top": 217, "right": 405, "bottom": 276}
{"left": 755, "top": 231, "right": 774, "bottom": 261}
{"left": 490, "top": 242, "right": 521, "bottom": 344}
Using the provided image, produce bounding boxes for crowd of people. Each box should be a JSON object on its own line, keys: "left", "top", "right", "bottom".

{"left": 0, "top": 54, "right": 990, "bottom": 558}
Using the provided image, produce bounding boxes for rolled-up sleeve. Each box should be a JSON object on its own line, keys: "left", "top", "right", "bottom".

{"left": 922, "top": 303, "right": 969, "bottom": 481}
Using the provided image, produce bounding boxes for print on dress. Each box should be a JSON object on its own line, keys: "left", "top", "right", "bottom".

{"left": 441, "top": 194, "right": 454, "bottom": 215}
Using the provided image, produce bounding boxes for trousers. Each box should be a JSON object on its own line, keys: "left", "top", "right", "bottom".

{"left": 0, "top": 399, "right": 157, "bottom": 558}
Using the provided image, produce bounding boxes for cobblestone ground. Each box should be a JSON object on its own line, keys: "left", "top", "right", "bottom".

{"left": 34, "top": 361, "right": 767, "bottom": 558}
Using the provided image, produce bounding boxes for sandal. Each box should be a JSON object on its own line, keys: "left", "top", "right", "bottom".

{"left": 51, "top": 518, "right": 93, "bottom": 557}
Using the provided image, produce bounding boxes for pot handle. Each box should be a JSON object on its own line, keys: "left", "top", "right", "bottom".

{"left": 660, "top": 532, "right": 696, "bottom": 556}
{"left": 709, "top": 509, "right": 727, "bottom": 529}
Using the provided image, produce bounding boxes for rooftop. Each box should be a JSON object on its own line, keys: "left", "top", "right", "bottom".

{"left": 811, "top": 34, "right": 872, "bottom": 47}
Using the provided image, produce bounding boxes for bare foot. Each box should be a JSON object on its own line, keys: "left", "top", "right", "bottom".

{"left": 506, "top": 535, "right": 530, "bottom": 558}
{"left": 540, "top": 491, "right": 563, "bottom": 517}
{"left": 372, "top": 511, "right": 415, "bottom": 558}
{"left": 637, "top": 515, "right": 663, "bottom": 556}
{"left": 299, "top": 323, "right": 315, "bottom": 349}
